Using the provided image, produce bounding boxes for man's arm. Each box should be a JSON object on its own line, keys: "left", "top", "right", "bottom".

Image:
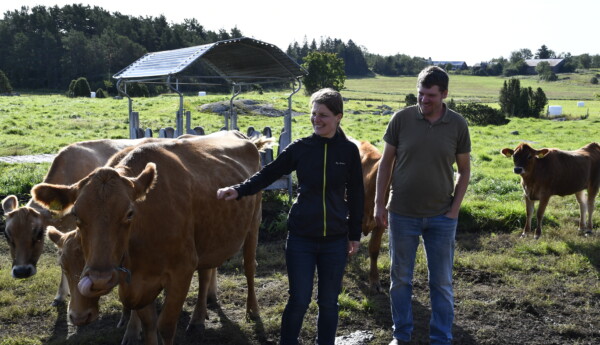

{"left": 446, "top": 152, "right": 471, "bottom": 219}
{"left": 374, "top": 143, "right": 396, "bottom": 228}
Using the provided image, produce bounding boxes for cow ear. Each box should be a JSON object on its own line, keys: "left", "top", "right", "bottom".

{"left": 47, "top": 226, "right": 65, "bottom": 248}
{"left": 536, "top": 149, "right": 549, "bottom": 158}
{"left": 131, "top": 163, "right": 157, "bottom": 202}
{"left": 2, "top": 195, "right": 19, "bottom": 214}
{"left": 31, "top": 183, "right": 78, "bottom": 214}
{"left": 500, "top": 148, "right": 514, "bottom": 157}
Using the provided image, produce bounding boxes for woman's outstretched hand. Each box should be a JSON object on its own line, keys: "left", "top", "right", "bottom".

{"left": 216, "top": 187, "right": 238, "bottom": 201}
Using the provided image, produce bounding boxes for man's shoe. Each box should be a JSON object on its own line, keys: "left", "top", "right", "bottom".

{"left": 388, "top": 339, "right": 410, "bottom": 345}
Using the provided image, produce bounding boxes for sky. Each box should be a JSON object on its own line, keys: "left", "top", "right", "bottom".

{"left": 2, "top": 0, "right": 599, "bottom": 66}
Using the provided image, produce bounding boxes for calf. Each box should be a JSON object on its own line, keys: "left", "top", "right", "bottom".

{"left": 501, "top": 142, "right": 600, "bottom": 238}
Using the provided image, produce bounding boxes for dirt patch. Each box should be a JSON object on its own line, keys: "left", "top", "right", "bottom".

{"left": 200, "top": 99, "right": 305, "bottom": 118}
{"left": 0, "top": 154, "right": 56, "bottom": 163}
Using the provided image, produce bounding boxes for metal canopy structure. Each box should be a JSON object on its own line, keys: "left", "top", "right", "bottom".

{"left": 112, "top": 37, "right": 307, "bottom": 196}
{"left": 113, "top": 37, "right": 306, "bottom": 84}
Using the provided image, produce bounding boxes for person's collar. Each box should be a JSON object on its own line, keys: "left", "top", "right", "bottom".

{"left": 416, "top": 103, "right": 450, "bottom": 124}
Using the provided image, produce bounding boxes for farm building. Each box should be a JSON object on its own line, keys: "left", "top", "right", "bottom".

{"left": 429, "top": 60, "right": 468, "bottom": 70}
{"left": 524, "top": 58, "right": 565, "bottom": 74}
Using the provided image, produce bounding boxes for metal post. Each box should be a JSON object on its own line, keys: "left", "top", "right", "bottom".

{"left": 116, "top": 79, "right": 136, "bottom": 139}
{"left": 167, "top": 76, "right": 184, "bottom": 137}
{"left": 228, "top": 84, "right": 242, "bottom": 130}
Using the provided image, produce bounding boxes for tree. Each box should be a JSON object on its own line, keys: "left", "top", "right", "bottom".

{"left": 535, "top": 61, "right": 557, "bottom": 81}
{"left": 535, "top": 44, "right": 555, "bottom": 59}
{"left": 499, "top": 78, "right": 547, "bottom": 117}
{"left": 0, "top": 69, "right": 13, "bottom": 93}
{"left": 531, "top": 87, "right": 548, "bottom": 117}
{"left": 578, "top": 54, "right": 591, "bottom": 69}
{"left": 301, "top": 51, "right": 345, "bottom": 95}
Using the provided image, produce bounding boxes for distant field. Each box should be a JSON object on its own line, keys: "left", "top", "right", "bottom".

{"left": 345, "top": 72, "right": 600, "bottom": 105}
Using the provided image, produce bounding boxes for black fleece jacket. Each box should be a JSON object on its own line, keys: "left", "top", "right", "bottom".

{"left": 234, "top": 131, "right": 364, "bottom": 241}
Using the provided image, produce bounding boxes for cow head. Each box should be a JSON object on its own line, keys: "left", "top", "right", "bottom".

{"left": 47, "top": 227, "right": 100, "bottom": 326}
{"left": 32, "top": 163, "right": 157, "bottom": 298}
{"left": 501, "top": 143, "right": 549, "bottom": 175}
{"left": 2, "top": 195, "right": 45, "bottom": 279}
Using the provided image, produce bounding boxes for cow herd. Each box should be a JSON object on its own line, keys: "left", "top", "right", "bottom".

{"left": 1, "top": 133, "right": 599, "bottom": 344}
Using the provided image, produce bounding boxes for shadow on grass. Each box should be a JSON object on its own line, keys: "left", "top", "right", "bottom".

{"left": 347, "top": 250, "right": 478, "bottom": 345}
{"left": 566, "top": 235, "right": 600, "bottom": 273}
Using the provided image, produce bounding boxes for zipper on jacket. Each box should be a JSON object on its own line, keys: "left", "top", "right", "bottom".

{"left": 322, "top": 143, "right": 328, "bottom": 236}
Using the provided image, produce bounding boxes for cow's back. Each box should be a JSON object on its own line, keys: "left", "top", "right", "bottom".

{"left": 527, "top": 148, "right": 591, "bottom": 197}
{"left": 117, "top": 136, "right": 261, "bottom": 272}
{"left": 44, "top": 139, "right": 148, "bottom": 185}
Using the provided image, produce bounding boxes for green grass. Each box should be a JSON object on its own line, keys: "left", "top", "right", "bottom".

{"left": 1, "top": 74, "right": 600, "bottom": 344}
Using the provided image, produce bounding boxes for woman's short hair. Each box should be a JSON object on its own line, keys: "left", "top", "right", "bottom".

{"left": 310, "top": 88, "right": 343, "bottom": 115}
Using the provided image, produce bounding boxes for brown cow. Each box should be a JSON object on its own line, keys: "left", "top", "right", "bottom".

{"left": 32, "top": 134, "right": 265, "bottom": 345}
{"left": 501, "top": 142, "right": 600, "bottom": 239}
{"left": 351, "top": 139, "right": 389, "bottom": 292}
{"left": 1, "top": 138, "right": 163, "bottom": 305}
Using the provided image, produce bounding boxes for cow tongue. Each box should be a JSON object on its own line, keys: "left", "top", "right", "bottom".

{"left": 78, "top": 276, "right": 93, "bottom": 296}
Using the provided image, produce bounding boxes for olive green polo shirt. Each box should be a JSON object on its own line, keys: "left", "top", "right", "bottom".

{"left": 383, "top": 104, "right": 471, "bottom": 217}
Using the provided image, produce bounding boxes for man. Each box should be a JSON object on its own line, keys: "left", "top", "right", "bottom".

{"left": 374, "top": 66, "right": 471, "bottom": 345}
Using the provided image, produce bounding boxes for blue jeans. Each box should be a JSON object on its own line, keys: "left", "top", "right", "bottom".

{"left": 280, "top": 233, "right": 348, "bottom": 345}
{"left": 388, "top": 212, "right": 457, "bottom": 345}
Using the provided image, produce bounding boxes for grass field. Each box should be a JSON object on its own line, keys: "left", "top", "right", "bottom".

{"left": 0, "top": 73, "right": 599, "bottom": 345}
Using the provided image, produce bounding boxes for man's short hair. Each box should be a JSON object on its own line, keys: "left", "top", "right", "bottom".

{"left": 417, "top": 66, "right": 449, "bottom": 92}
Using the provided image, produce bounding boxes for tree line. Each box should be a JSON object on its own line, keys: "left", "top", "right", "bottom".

{"left": 2, "top": 5, "right": 600, "bottom": 92}
{"left": 0, "top": 4, "right": 243, "bottom": 91}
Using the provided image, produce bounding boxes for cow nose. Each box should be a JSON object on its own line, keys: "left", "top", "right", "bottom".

{"left": 513, "top": 167, "right": 523, "bottom": 174}
{"left": 12, "top": 265, "right": 35, "bottom": 279}
{"left": 69, "top": 310, "right": 94, "bottom": 326}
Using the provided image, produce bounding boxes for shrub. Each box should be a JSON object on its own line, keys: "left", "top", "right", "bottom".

{"left": 404, "top": 93, "right": 417, "bottom": 107}
{"left": 0, "top": 69, "right": 13, "bottom": 94}
{"left": 591, "top": 77, "right": 599, "bottom": 85}
{"left": 454, "top": 103, "right": 509, "bottom": 126}
{"left": 68, "top": 77, "right": 92, "bottom": 97}
{"left": 95, "top": 88, "right": 108, "bottom": 98}
{"left": 126, "top": 82, "right": 150, "bottom": 97}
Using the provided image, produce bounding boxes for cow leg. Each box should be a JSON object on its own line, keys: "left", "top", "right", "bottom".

{"left": 586, "top": 186, "right": 598, "bottom": 234}
{"left": 133, "top": 302, "right": 158, "bottom": 345}
{"left": 522, "top": 197, "right": 535, "bottom": 238}
{"left": 534, "top": 196, "right": 551, "bottom": 239}
{"left": 117, "top": 307, "right": 131, "bottom": 328}
{"left": 242, "top": 224, "right": 260, "bottom": 320}
{"left": 52, "top": 272, "right": 70, "bottom": 306}
{"left": 187, "top": 268, "right": 212, "bottom": 334}
{"left": 368, "top": 225, "right": 385, "bottom": 293}
{"left": 121, "top": 309, "right": 142, "bottom": 345}
{"left": 575, "top": 190, "right": 588, "bottom": 232}
{"left": 157, "top": 276, "right": 193, "bottom": 345}
{"left": 207, "top": 267, "right": 218, "bottom": 306}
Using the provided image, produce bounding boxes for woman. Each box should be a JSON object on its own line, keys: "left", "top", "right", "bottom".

{"left": 217, "top": 88, "right": 364, "bottom": 345}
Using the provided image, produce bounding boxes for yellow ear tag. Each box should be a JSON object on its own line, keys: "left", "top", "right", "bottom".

{"left": 49, "top": 200, "right": 63, "bottom": 211}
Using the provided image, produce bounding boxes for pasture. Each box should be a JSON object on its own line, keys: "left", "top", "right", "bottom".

{"left": 1, "top": 73, "right": 599, "bottom": 345}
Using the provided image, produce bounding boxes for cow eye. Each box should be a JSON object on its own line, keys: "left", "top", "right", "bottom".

{"left": 34, "top": 227, "right": 45, "bottom": 241}
{"left": 124, "top": 209, "right": 134, "bottom": 223}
